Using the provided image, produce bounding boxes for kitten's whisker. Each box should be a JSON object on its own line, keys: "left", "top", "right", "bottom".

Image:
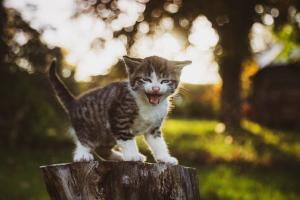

{"left": 50, "top": 55, "right": 188, "bottom": 164}
{"left": 177, "top": 87, "right": 190, "bottom": 94}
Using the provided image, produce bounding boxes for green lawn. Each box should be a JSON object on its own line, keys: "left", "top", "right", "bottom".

{"left": 1, "top": 120, "right": 299, "bottom": 200}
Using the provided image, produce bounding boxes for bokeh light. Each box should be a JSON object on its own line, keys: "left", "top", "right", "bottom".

{"left": 6, "top": 0, "right": 221, "bottom": 84}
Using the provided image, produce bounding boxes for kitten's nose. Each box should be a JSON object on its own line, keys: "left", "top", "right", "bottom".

{"left": 152, "top": 86, "right": 160, "bottom": 93}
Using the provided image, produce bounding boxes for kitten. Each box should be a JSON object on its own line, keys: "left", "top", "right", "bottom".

{"left": 49, "top": 56, "right": 191, "bottom": 164}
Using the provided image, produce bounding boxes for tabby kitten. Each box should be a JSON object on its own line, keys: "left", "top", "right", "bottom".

{"left": 49, "top": 56, "right": 191, "bottom": 164}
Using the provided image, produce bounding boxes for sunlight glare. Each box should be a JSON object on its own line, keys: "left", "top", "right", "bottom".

{"left": 189, "top": 16, "right": 219, "bottom": 51}
{"left": 131, "top": 15, "right": 221, "bottom": 84}
{"left": 6, "top": 0, "right": 221, "bottom": 84}
{"left": 159, "top": 17, "right": 174, "bottom": 30}
{"left": 76, "top": 39, "right": 126, "bottom": 81}
{"left": 131, "top": 32, "right": 181, "bottom": 59}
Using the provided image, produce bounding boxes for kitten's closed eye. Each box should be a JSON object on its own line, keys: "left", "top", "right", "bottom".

{"left": 137, "top": 77, "right": 152, "bottom": 84}
{"left": 142, "top": 78, "right": 152, "bottom": 83}
{"left": 160, "top": 80, "right": 170, "bottom": 84}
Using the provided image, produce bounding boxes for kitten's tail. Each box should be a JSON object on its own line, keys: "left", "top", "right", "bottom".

{"left": 48, "top": 59, "right": 75, "bottom": 112}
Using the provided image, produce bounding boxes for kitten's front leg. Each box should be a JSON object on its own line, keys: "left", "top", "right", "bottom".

{"left": 73, "top": 140, "right": 94, "bottom": 162}
{"left": 117, "top": 138, "right": 146, "bottom": 162}
{"left": 145, "top": 128, "right": 178, "bottom": 165}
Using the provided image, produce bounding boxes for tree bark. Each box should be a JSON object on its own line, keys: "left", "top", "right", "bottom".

{"left": 219, "top": 56, "right": 242, "bottom": 130}
{"left": 41, "top": 161, "right": 200, "bottom": 200}
{"left": 200, "top": 0, "right": 255, "bottom": 132}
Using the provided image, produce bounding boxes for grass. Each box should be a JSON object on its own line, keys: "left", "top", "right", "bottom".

{"left": 0, "top": 147, "right": 72, "bottom": 200}
{"left": 199, "top": 165, "right": 299, "bottom": 200}
{"left": 161, "top": 119, "right": 300, "bottom": 165}
{"left": 1, "top": 119, "right": 300, "bottom": 200}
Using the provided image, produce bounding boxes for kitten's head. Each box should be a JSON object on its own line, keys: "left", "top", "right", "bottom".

{"left": 123, "top": 56, "right": 191, "bottom": 106}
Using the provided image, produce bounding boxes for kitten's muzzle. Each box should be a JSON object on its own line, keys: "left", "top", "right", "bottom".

{"left": 145, "top": 92, "right": 163, "bottom": 105}
{"left": 152, "top": 86, "right": 160, "bottom": 93}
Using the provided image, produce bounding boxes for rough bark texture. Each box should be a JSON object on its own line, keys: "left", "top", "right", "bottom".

{"left": 41, "top": 161, "right": 200, "bottom": 200}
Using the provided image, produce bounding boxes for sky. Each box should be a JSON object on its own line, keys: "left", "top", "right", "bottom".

{"left": 5, "top": 0, "right": 276, "bottom": 84}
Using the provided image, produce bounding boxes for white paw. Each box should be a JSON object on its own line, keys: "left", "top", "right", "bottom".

{"left": 123, "top": 153, "right": 146, "bottom": 162}
{"left": 73, "top": 151, "right": 94, "bottom": 162}
{"left": 156, "top": 156, "right": 178, "bottom": 165}
{"left": 108, "top": 150, "right": 124, "bottom": 161}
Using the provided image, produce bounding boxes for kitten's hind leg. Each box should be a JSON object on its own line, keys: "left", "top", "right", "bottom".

{"left": 108, "top": 149, "right": 124, "bottom": 161}
{"left": 95, "top": 147, "right": 124, "bottom": 161}
{"left": 73, "top": 140, "right": 94, "bottom": 162}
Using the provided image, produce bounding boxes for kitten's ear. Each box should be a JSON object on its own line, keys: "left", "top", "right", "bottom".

{"left": 170, "top": 60, "right": 192, "bottom": 70}
{"left": 123, "top": 56, "right": 143, "bottom": 74}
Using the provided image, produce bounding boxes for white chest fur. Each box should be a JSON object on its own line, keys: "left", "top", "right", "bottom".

{"left": 132, "top": 96, "right": 168, "bottom": 135}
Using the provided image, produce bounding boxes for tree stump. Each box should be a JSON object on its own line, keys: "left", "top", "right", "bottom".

{"left": 40, "top": 161, "right": 200, "bottom": 200}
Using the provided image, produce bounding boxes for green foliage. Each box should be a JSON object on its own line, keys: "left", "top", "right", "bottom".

{"left": 170, "top": 84, "right": 220, "bottom": 119}
{"left": 1, "top": 1, "right": 300, "bottom": 199}
{"left": 200, "top": 165, "right": 299, "bottom": 200}
{"left": 161, "top": 119, "right": 300, "bottom": 165}
{"left": 0, "top": 145, "right": 72, "bottom": 200}
{"left": 2, "top": 120, "right": 299, "bottom": 200}
{"left": 275, "top": 24, "right": 300, "bottom": 63}
{"left": 0, "top": 8, "right": 78, "bottom": 146}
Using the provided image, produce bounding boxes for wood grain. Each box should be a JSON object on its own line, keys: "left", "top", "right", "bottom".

{"left": 41, "top": 161, "right": 200, "bottom": 200}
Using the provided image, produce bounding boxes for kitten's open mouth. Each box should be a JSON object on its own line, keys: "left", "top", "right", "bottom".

{"left": 145, "top": 93, "right": 162, "bottom": 105}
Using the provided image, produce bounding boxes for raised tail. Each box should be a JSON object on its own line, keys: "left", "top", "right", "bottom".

{"left": 48, "top": 59, "right": 75, "bottom": 112}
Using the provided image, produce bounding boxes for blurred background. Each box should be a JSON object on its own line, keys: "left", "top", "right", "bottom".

{"left": 1, "top": 0, "right": 300, "bottom": 199}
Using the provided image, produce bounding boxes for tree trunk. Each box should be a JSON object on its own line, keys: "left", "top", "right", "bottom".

{"left": 219, "top": 56, "right": 242, "bottom": 131}
{"left": 40, "top": 161, "right": 200, "bottom": 200}
{"left": 202, "top": 0, "right": 255, "bottom": 132}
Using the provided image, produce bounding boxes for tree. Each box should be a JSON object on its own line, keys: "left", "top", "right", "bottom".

{"left": 188, "top": 0, "right": 256, "bottom": 130}
{"left": 0, "top": 2, "right": 78, "bottom": 145}
{"left": 4, "top": 0, "right": 298, "bottom": 139}
{"left": 140, "top": 0, "right": 300, "bottom": 131}
{"left": 76, "top": 0, "right": 300, "bottom": 131}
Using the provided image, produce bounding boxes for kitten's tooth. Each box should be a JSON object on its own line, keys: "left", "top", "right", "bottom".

{"left": 149, "top": 96, "right": 160, "bottom": 105}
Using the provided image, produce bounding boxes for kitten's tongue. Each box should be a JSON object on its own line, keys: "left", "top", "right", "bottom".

{"left": 149, "top": 95, "right": 160, "bottom": 105}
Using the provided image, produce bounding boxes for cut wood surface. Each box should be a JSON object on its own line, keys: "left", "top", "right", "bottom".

{"left": 41, "top": 161, "right": 200, "bottom": 200}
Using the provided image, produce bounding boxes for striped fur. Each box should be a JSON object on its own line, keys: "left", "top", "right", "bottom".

{"left": 48, "top": 56, "right": 191, "bottom": 163}
{"left": 48, "top": 60, "right": 75, "bottom": 111}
